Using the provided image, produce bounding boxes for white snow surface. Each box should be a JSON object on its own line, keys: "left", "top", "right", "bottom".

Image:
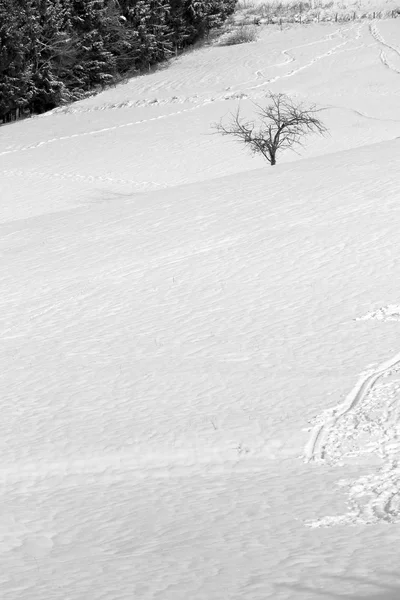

{"left": 2, "top": 15, "right": 400, "bottom": 600}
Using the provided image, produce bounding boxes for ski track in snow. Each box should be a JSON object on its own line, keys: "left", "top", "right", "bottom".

{"left": 303, "top": 351, "right": 400, "bottom": 462}
{"left": 0, "top": 23, "right": 370, "bottom": 160}
{"left": 304, "top": 322, "right": 400, "bottom": 526}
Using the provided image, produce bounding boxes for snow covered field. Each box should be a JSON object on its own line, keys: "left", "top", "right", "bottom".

{"left": 1, "top": 12, "right": 400, "bottom": 600}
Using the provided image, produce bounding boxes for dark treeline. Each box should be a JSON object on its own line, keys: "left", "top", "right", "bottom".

{"left": 0, "top": 0, "right": 236, "bottom": 122}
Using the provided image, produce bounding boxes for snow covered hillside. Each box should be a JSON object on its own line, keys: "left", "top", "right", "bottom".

{"left": 1, "top": 14, "right": 400, "bottom": 600}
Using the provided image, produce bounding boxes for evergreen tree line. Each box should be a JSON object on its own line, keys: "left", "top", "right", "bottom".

{"left": 0, "top": 0, "right": 236, "bottom": 122}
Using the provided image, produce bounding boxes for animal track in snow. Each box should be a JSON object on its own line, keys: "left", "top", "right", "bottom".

{"left": 210, "top": 23, "right": 364, "bottom": 96}
{"left": 52, "top": 94, "right": 204, "bottom": 114}
{"left": 370, "top": 21, "right": 400, "bottom": 58}
{"left": 370, "top": 21, "right": 400, "bottom": 75}
{"left": 380, "top": 50, "right": 400, "bottom": 75}
{"left": 244, "top": 23, "right": 364, "bottom": 92}
{"left": 0, "top": 168, "right": 167, "bottom": 191}
{"left": 0, "top": 102, "right": 213, "bottom": 158}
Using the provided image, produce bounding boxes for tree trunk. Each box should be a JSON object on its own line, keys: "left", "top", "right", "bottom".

{"left": 270, "top": 155, "right": 276, "bottom": 165}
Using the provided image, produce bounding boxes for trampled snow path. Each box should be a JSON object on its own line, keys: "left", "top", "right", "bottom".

{"left": 357, "top": 304, "right": 400, "bottom": 321}
{"left": 304, "top": 314, "right": 400, "bottom": 526}
{"left": 304, "top": 350, "right": 400, "bottom": 463}
{"left": 307, "top": 461, "right": 400, "bottom": 526}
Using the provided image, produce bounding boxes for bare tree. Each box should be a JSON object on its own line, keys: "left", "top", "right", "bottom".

{"left": 213, "top": 92, "right": 327, "bottom": 165}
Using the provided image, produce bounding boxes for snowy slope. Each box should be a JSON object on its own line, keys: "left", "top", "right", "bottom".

{"left": 1, "top": 16, "right": 400, "bottom": 600}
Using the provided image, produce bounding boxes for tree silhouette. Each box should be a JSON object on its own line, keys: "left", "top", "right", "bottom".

{"left": 214, "top": 92, "right": 327, "bottom": 165}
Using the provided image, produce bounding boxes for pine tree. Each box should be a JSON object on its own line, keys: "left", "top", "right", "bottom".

{"left": 183, "top": 0, "right": 236, "bottom": 38}
{"left": 0, "top": 0, "right": 238, "bottom": 121}
{"left": 123, "top": 0, "right": 173, "bottom": 69}
{"left": 68, "top": 0, "right": 116, "bottom": 90}
{"left": 0, "top": 0, "right": 32, "bottom": 121}
{"left": 24, "top": 0, "right": 72, "bottom": 112}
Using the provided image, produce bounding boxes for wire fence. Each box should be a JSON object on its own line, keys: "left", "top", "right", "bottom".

{"left": 236, "top": 1, "right": 400, "bottom": 25}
